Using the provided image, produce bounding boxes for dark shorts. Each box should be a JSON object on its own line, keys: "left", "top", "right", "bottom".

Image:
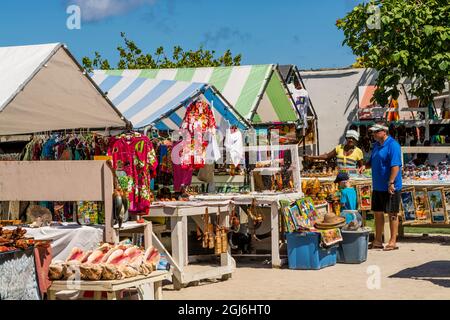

{"left": 371, "top": 190, "right": 401, "bottom": 214}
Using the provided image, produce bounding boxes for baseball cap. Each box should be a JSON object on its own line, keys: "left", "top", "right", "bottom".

{"left": 334, "top": 172, "right": 350, "bottom": 183}
{"left": 369, "top": 123, "right": 389, "bottom": 132}
{"left": 345, "top": 130, "right": 360, "bottom": 141}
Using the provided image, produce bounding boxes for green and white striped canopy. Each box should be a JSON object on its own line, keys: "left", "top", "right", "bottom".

{"left": 93, "top": 64, "right": 298, "bottom": 124}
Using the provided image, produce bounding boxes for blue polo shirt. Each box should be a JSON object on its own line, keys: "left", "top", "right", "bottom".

{"left": 369, "top": 136, "right": 402, "bottom": 192}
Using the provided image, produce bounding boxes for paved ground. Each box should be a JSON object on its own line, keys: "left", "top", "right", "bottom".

{"left": 162, "top": 234, "right": 450, "bottom": 300}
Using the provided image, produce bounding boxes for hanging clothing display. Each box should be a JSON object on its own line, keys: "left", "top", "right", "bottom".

{"left": 289, "top": 85, "right": 310, "bottom": 129}
{"left": 21, "top": 133, "right": 109, "bottom": 161}
{"left": 108, "top": 132, "right": 158, "bottom": 215}
{"left": 179, "top": 100, "right": 217, "bottom": 169}
{"left": 172, "top": 140, "right": 193, "bottom": 192}
{"left": 224, "top": 128, "right": 244, "bottom": 167}
{"left": 18, "top": 132, "right": 110, "bottom": 223}
{"left": 205, "top": 132, "right": 221, "bottom": 164}
{"left": 153, "top": 139, "right": 174, "bottom": 187}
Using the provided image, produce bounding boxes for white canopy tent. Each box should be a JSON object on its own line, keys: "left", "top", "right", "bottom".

{"left": 0, "top": 43, "right": 128, "bottom": 136}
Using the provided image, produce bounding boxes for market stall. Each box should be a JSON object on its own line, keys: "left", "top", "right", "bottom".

{"left": 92, "top": 64, "right": 319, "bottom": 153}
{"left": 0, "top": 43, "right": 172, "bottom": 299}
{"left": 89, "top": 72, "right": 259, "bottom": 287}
{"left": 397, "top": 146, "right": 450, "bottom": 233}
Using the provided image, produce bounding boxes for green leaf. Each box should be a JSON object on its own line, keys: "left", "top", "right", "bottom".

{"left": 439, "top": 61, "right": 449, "bottom": 71}
{"left": 423, "top": 25, "right": 434, "bottom": 36}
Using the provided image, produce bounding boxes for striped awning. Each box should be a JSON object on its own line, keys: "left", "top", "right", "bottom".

{"left": 91, "top": 74, "right": 247, "bottom": 131}
{"left": 93, "top": 65, "right": 299, "bottom": 124}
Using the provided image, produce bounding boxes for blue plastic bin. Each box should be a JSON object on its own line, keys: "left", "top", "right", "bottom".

{"left": 286, "top": 232, "right": 337, "bottom": 270}
{"left": 336, "top": 228, "right": 370, "bottom": 264}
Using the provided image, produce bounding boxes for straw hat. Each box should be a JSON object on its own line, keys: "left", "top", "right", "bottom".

{"left": 314, "top": 212, "right": 346, "bottom": 229}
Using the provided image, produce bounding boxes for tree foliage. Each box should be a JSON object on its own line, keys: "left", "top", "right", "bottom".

{"left": 82, "top": 32, "right": 242, "bottom": 73}
{"left": 337, "top": 0, "right": 450, "bottom": 106}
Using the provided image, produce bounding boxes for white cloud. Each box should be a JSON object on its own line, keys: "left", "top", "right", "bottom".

{"left": 68, "top": 0, "right": 157, "bottom": 22}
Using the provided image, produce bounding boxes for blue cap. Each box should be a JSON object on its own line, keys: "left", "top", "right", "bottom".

{"left": 334, "top": 172, "right": 350, "bottom": 183}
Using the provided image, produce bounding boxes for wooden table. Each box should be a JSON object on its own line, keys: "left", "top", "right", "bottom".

{"left": 47, "top": 270, "right": 171, "bottom": 300}
{"left": 147, "top": 201, "right": 235, "bottom": 290}
{"left": 230, "top": 193, "right": 302, "bottom": 268}
{"left": 192, "top": 193, "right": 304, "bottom": 269}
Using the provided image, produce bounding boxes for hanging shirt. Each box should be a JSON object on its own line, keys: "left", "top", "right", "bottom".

{"left": 224, "top": 129, "right": 244, "bottom": 167}
{"left": 108, "top": 133, "right": 158, "bottom": 215}
{"left": 289, "top": 85, "right": 310, "bottom": 129}
{"left": 205, "top": 132, "right": 221, "bottom": 164}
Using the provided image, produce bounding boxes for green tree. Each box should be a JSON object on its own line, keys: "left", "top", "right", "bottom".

{"left": 82, "top": 32, "right": 242, "bottom": 73}
{"left": 337, "top": 0, "right": 450, "bottom": 107}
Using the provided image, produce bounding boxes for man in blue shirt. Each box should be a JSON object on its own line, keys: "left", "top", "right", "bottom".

{"left": 361, "top": 123, "right": 402, "bottom": 251}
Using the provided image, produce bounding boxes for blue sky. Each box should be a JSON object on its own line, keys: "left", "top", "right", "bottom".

{"left": 0, "top": 0, "right": 363, "bottom": 69}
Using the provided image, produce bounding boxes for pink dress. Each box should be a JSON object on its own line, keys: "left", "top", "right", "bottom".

{"left": 108, "top": 133, "right": 158, "bottom": 215}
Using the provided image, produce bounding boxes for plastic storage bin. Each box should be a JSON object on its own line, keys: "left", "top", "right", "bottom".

{"left": 286, "top": 232, "right": 337, "bottom": 270}
{"left": 336, "top": 228, "right": 370, "bottom": 264}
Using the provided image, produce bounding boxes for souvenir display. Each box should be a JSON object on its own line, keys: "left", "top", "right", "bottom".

{"left": 281, "top": 204, "right": 297, "bottom": 233}
{"left": 0, "top": 227, "right": 35, "bottom": 252}
{"left": 400, "top": 188, "right": 416, "bottom": 221}
{"left": 427, "top": 188, "right": 447, "bottom": 223}
{"left": 318, "top": 228, "right": 343, "bottom": 247}
{"left": 414, "top": 189, "right": 431, "bottom": 221}
{"left": 301, "top": 179, "right": 336, "bottom": 206}
{"left": 356, "top": 184, "right": 372, "bottom": 210}
{"left": 444, "top": 189, "right": 450, "bottom": 221}
{"left": 403, "top": 163, "right": 450, "bottom": 183}
{"left": 48, "top": 243, "right": 162, "bottom": 281}
{"left": 108, "top": 131, "right": 158, "bottom": 215}
{"left": 301, "top": 162, "right": 337, "bottom": 177}
{"left": 22, "top": 132, "right": 109, "bottom": 161}
{"left": 269, "top": 124, "right": 298, "bottom": 145}
{"left": 196, "top": 209, "right": 228, "bottom": 254}
{"left": 76, "top": 202, "right": 104, "bottom": 225}
{"left": 297, "top": 197, "right": 323, "bottom": 226}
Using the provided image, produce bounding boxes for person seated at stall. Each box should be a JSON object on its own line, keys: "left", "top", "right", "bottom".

{"left": 304, "top": 129, "right": 364, "bottom": 174}
{"left": 334, "top": 172, "right": 357, "bottom": 211}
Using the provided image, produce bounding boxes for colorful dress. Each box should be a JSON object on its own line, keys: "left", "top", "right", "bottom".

{"left": 108, "top": 132, "right": 158, "bottom": 215}
{"left": 179, "top": 100, "right": 217, "bottom": 169}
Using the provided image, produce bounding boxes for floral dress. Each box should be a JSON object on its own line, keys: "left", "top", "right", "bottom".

{"left": 108, "top": 132, "right": 158, "bottom": 215}
{"left": 179, "top": 100, "right": 217, "bottom": 169}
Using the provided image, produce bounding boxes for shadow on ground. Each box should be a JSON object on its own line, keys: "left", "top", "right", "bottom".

{"left": 399, "top": 234, "right": 450, "bottom": 246}
{"left": 389, "top": 260, "right": 450, "bottom": 288}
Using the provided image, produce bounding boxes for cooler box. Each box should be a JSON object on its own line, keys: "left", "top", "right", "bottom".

{"left": 336, "top": 228, "right": 370, "bottom": 264}
{"left": 286, "top": 232, "right": 336, "bottom": 270}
